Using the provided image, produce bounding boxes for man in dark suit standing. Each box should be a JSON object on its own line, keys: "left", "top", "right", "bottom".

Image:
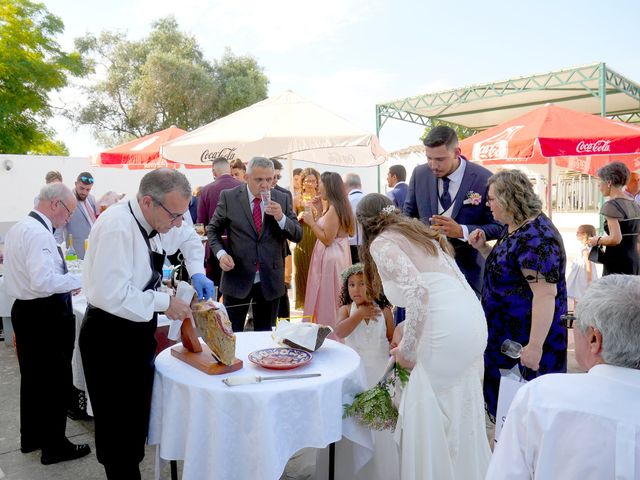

{"left": 386, "top": 164, "right": 408, "bottom": 209}
{"left": 404, "top": 126, "right": 501, "bottom": 294}
{"left": 208, "top": 157, "right": 303, "bottom": 331}
{"left": 197, "top": 157, "right": 242, "bottom": 293}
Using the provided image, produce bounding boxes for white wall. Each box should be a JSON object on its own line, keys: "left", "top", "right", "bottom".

{"left": 0, "top": 155, "right": 215, "bottom": 236}
{"left": 0, "top": 155, "right": 397, "bottom": 237}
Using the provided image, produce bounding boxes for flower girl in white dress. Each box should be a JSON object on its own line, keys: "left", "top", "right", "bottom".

{"left": 567, "top": 224, "right": 599, "bottom": 308}
{"left": 335, "top": 263, "right": 399, "bottom": 480}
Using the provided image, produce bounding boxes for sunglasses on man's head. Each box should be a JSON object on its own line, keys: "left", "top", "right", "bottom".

{"left": 80, "top": 176, "right": 94, "bottom": 184}
{"left": 560, "top": 314, "right": 576, "bottom": 329}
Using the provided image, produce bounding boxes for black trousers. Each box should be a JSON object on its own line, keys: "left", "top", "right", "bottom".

{"left": 277, "top": 291, "right": 290, "bottom": 323}
{"left": 224, "top": 283, "right": 279, "bottom": 332}
{"left": 80, "top": 307, "right": 157, "bottom": 472}
{"left": 205, "top": 252, "right": 223, "bottom": 301}
{"left": 11, "top": 294, "right": 74, "bottom": 451}
{"left": 350, "top": 245, "right": 360, "bottom": 264}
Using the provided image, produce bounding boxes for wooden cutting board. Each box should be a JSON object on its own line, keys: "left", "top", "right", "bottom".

{"left": 171, "top": 343, "right": 243, "bottom": 375}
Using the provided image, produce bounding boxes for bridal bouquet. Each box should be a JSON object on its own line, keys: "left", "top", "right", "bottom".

{"left": 343, "top": 362, "right": 410, "bottom": 432}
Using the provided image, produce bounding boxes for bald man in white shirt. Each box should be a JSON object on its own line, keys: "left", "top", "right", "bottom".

{"left": 4, "top": 183, "right": 91, "bottom": 465}
{"left": 488, "top": 274, "right": 640, "bottom": 480}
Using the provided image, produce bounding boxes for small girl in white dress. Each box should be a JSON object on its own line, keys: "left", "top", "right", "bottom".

{"left": 567, "top": 224, "right": 599, "bottom": 307}
{"left": 335, "top": 263, "right": 398, "bottom": 480}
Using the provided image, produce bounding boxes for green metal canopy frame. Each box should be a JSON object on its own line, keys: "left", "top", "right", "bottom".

{"left": 375, "top": 62, "right": 640, "bottom": 221}
{"left": 376, "top": 62, "right": 640, "bottom": 138}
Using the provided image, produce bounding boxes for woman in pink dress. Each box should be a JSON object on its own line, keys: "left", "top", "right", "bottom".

{"left": 303, "top": 172, "right": 354, "bottom": 336}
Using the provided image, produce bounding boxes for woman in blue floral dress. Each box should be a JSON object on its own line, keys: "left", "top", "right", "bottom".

{"left": 470, "top": 170, "right": 567, "bottom": 419}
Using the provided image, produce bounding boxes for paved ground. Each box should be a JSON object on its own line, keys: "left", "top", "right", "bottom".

{"left": 0, "top": 341, "right": 182, "bottom": 480}
{"left": 0, "top": 212, "right": 591, "bottom": 479}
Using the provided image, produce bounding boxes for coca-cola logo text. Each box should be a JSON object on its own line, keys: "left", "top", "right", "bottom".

{"left": 200, "top": 147, "right": 237, "bottom": 163}
{"left": 477, "top": 143, "right": 504, "bottom": 159}
{"left": 576, "top": 140, "right": 611, "bottom": 154}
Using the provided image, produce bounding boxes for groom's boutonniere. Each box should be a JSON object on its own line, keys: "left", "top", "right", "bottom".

{"left": 463, "top": 191, "right": 482, "bottom": 206}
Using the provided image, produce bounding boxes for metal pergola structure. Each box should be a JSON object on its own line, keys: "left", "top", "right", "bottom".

{"left": 376, "top": 62, "right": 640, "bottom": 138}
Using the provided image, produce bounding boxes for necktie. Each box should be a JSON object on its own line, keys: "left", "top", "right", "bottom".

{"left": 85, "top": 200, "right": 97, "bottom": 223}
{"left": 252, "top": 197, "right": 262, "bottom": 234}
{"left": 440, "top": 176, "right": 452, "bottom": 211}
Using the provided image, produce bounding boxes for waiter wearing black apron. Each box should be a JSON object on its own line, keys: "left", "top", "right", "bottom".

{"left": 3, "top": 183, "right": 91, "bottom": 465}
{"left": 79, "top": 169, "right": 212, "bottom": 479}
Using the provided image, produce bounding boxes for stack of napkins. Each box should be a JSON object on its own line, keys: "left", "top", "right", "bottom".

{"left": 272, "top": 320, "right": 332, "bottom": 352}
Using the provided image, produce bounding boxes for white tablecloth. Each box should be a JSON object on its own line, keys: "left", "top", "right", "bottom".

{"left": 71, "top": 295, "right": 171, "bottom": 391}
{"left": 0, "top": 276, "right": 14, "bottom": 317}
{"left": 148, "top": 331, "right": 373, "bottom": 480}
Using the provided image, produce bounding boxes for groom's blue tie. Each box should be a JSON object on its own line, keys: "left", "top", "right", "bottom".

{"left": 440, "top": 176, "right": 452, "bottom": 211}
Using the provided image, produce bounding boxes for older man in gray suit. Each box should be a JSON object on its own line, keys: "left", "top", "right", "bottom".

{"left": 207, "top": 157, "right": 303, "bottom": 331}
{"left": 62, "top": 172, "right": 97, "bottom": 259}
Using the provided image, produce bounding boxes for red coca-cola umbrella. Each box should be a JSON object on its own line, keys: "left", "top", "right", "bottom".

{"left": 459, "top": 104, "right": 640, "bottom": 176}
{"left": 96, "top": 126, "right": 209, "bottom": 169}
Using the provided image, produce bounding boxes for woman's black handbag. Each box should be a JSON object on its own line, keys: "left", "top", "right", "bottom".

{"left": 588, "top": 245, "right": 605, "bottom": 264}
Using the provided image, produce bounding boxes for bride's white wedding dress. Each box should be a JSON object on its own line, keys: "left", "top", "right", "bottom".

{"left": 371, "top": 230, "right": 491, "bottom": 480}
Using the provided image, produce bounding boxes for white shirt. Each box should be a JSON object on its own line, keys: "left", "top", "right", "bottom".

{"left": 348, "top": 189, "right": 364, "bottom": 246}
{"left": 487, "top": 364, "right": 640, "bottom": 480}
{"left": 83, "top": 199, "right": 205, "bottom": 323}
{"left": 436, "top": 158, "right": 470, "bottom": 240}
{"left": 4, "top": 210, "right": 81, "bottom": 299}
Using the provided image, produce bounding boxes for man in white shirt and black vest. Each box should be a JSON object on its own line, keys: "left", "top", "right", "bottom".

{"left": 4, "top": 183, "right": 91, "bottom": 465}
{"left": 80, "top": 168, "right": 213, "bottom": 480}
{"left": 489, "top": 274, "right": 640, "bottom": 479}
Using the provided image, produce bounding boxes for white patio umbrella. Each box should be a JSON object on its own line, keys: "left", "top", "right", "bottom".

{"left": 161, "top": 90, "right": 386, "bottom": 167}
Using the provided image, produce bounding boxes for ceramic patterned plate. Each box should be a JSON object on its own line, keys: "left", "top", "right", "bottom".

{"left": 248, "top": 348, "right": 312, "bottom": 370}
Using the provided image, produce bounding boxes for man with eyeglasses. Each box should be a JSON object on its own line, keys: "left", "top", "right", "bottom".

{"left": 488, "top": 274, "right": 640, "bottom": 479}
{"left": 61, "top": 171, "right": 98, "bottom": 259}
{"left": 80, "top": 169, "right": 213, "bottom": 479}
{"left": 208, "top": 157, "right": 302, "bottom": 332}
{"left": 4, "top": 183, "right": 91, "bottom": 465}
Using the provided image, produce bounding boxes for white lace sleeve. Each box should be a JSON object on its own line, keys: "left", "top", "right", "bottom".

{"left": 370, "top": 235, "right": 430, "bottom": 363}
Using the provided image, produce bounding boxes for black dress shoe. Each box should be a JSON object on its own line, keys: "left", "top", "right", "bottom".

{"left": 20, "top": 442, "right": 41, "bottom": 454}
{"left": 41, "top": 443, "right": 91, "bottom": 465}
{"left": 67, "top": 407, "right": 92, "bottom": 421}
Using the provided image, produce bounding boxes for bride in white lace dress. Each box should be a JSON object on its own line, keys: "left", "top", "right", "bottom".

{"left": 356, "top": 194, "right": 491, "bottom": 480}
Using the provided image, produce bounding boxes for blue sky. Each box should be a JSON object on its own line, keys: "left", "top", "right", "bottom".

{"left": 43, "top": 0, "right": 640, "bottom": 156}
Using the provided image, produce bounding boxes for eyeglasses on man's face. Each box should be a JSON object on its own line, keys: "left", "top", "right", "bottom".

{"left": 154, "top": 199, "right": 184, "bottom": 223}
{"left": 58, "top": 199, "right": 72, "bottom": 217}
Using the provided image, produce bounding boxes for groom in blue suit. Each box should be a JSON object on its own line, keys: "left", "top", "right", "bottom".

{"left": 404, "top": 126, "right": 501, "bottom": 294}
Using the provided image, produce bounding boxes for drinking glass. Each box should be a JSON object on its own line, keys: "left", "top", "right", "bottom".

{"left": 260, "top": 190, "right": 271, "bottom": 206}
{"left": 500, "top": 339, "right": 523, "bottom": 359}
{"left": 194, "top": 223, "right": 205, "bottom": 236}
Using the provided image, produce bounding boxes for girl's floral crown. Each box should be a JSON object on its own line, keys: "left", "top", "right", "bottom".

{"left": 340, "top": 263, "right": 364, "bottom": 283}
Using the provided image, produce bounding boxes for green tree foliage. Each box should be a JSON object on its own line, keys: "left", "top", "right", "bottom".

{"left": 0, "top": 0, "right": 86, "bottom": 154}
{"left": 421, "top": 119, "right": 475, "bottom": 143}
{"left": 214, "top": 47, "right": 269, "bottom": 119}
{"left": 73, "top": 17, "right": 269, "bottom": 147}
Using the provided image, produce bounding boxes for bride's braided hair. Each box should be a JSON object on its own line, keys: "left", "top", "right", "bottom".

{"left": 356, "top": 193, "right": 454, "bottom": 301}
